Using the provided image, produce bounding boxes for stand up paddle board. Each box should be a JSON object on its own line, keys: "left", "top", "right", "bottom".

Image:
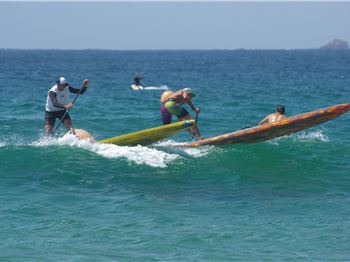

{"left": 183, "top": 103, "right": 350, "bottom": 147}
{"left": 131, "top": 84, "right": 169, "bottom": 91}
{"left": 99, "top": 120, "right": 195, "bottom": 146}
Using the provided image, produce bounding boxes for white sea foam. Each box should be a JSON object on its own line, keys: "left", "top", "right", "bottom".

{"left": 294, "top": 130, "right": 329, "bottom": 142}
{"left": 144, "top": 85, "right": 169, "bottom": 90}
{"left": 155, "top": 139, "right": 213, "bottom": 158}
{"left": 267, "top": 130, "right": 329, "bottom": 145}
{"left": 0, "top": 134, "right": 28, "bottom": 146}
{"left": 31, "top": 135, "right": 210, "bottom": 168}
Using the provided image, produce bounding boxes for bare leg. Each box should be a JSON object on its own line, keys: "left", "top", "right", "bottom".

{"left": 63, "top": 119, "right": 76, "bottom": 135}
{"left": 180, "top": 115, "right": 203, "bottom": 140}
{"left": 45, "top": 124, "right": 53, "bottom": 137}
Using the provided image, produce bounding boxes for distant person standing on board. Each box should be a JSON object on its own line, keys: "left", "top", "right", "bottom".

{"left": 164, "top": 88, "right": 203, "bottom": 140}
{"left": 45, "top": 76, "right": 89, "bottom": 136}
{"left": 259, "top": 105, "right": 287, "bottom": 125}
{"left": 160, "top": 90, "right": 173, "bottom": 125}
{"left": 131, "top": 73, "right": 144, "bottom": 90}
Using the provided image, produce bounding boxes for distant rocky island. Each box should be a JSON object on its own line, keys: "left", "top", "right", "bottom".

{"left": 320, "top": 39, "right": 349, "bottom": 49}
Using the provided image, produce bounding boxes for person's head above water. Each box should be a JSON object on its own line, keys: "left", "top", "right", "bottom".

{"left": 182, "top": 87, "right": 196, "bottom": 98}
{"left": 134, "top": 73, "right": 142, "bottom": 81}
{"left": 276, "top": 105, "right": 285, "bottom": 114}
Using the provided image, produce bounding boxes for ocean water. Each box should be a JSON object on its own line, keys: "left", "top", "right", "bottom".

{"left": 1, "top": 49, "right": 350, "bottom": 261}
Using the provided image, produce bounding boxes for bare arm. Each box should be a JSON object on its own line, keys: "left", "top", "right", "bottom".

{"left": 259, "top": 116, "right": 270, "bottom": 125}
{"left": 184, "top": 92, "right": 199, "bottom": 112}
{"left": 186, "top": 99, "right": 197, "bottom": 111}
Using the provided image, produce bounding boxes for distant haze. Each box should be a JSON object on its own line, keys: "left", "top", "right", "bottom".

{"left": 0, "top": 2, "right": 349, "bottom": 50}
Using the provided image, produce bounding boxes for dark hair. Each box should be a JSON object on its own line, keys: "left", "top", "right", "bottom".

{"left": 276, "top": 105, "right": 285, "bottom": 114}
{"left": 134, "top": 73, "right": 142, "bottom": 80}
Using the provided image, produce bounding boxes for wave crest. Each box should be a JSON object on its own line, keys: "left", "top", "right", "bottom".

{"left": 31, "top": 135, "right": 211, "bottom": 168}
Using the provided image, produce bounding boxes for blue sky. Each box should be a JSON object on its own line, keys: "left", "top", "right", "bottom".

{"left": 0, "top": 2, "right": 349, "bottom": 49}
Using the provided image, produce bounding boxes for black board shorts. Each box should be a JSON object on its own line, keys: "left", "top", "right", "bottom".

{"left": 45, "top": 110, "right": 71, "bottom": 126}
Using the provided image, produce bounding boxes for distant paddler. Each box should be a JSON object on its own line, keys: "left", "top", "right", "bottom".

{"left": 131, "top": 73, "right": 169, "bottom": 90}
{"left": 259, "top": 105, "right": 287, "bottom": 125}
{"left": 44, "top": 76, "right": 89, "bottom": 137}
{"left": 131, "top": 73, "right": 144, "bottom": 90}
{"left": 160, "top": 90, "right": 173, "bottom": 125}
{"left": 164, "top": 88, "right": 203, "bottom": 140}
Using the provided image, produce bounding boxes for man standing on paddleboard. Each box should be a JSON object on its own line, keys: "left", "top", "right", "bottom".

{"left": 164, "top": 88, "right": 203, "bottom": 140}
{"left": 44, "top": 76, "right": 89, "bottom": 136}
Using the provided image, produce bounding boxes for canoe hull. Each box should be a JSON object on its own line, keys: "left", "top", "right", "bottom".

{"left": 183, "top": 103, "right": 350, "bottom": 147}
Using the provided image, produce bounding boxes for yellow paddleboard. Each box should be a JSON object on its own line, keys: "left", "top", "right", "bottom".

{"left": 99, "top": 120, "right": 195, "bottom": 146}
{"left": 131, "top": 84, "right": 143, "bottom": 90}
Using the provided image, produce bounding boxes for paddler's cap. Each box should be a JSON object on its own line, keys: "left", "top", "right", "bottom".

{"left": 134, "top": 73, "right": 142, "bottom": 80}
{"left": 277, "top": 105, "right": 285, "bottom": 114}
{"left": 56, "top": 76, "right": 68, "bottom": 85}
{"left": 182, "top": 87, "right": 196, "bottom": 98}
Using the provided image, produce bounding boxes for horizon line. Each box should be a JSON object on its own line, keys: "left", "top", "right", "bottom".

{"left": 1, "top": 47, "right": 348, "bottom": 51}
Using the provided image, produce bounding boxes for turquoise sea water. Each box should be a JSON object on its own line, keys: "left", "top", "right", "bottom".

{"left": 1, "top": 49, "right": 350, "bottom": 260}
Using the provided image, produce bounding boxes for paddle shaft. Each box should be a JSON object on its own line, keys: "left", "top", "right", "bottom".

{"left": 191, "top": 112, "right": 199, "bottom": 141}
{"left": 52, "top": 90, "right": 82, "bottom": 135}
